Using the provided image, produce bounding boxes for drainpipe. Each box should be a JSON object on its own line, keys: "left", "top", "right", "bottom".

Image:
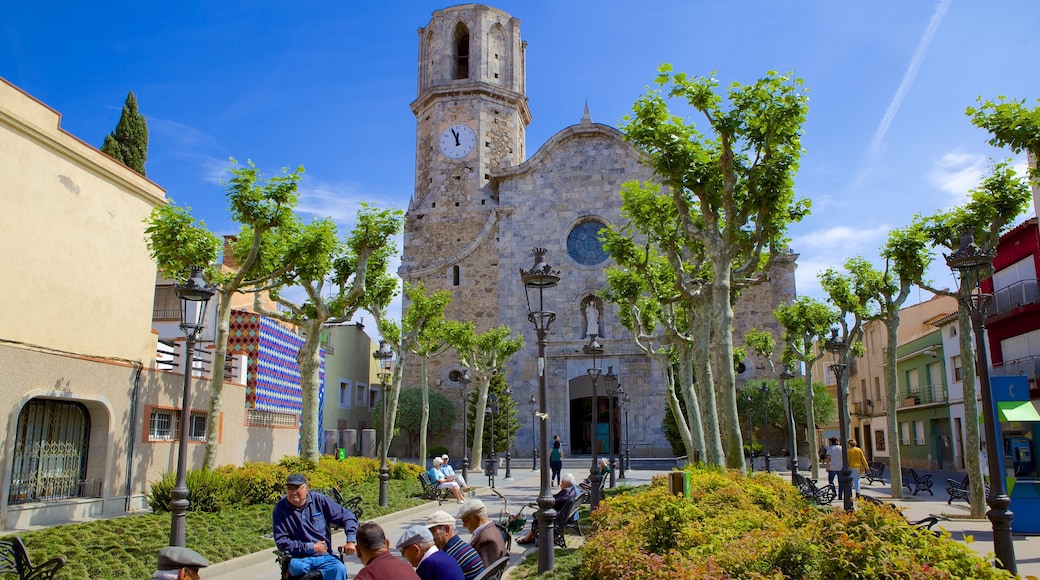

{"left": 125, "top": 362, "right": 143, "bottom": 512}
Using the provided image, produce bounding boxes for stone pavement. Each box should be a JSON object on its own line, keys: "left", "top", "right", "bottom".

{"left": 202, "top": 464, "right": 1040, "bottom": 579}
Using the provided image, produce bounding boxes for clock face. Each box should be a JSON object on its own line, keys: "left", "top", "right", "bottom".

{"left": 439, "top": 124, "right": 476, "bottom": 159}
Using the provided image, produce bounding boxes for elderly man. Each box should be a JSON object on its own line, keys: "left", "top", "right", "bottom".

{"left": 272, "top": 473, "right": 359, "bottom": 580}
{"left": 429, "top": 457, "right": 466, "bottom": 503}
{"left": 355, "top": 522, "right": 420, "bottom": 580}
{"left": 457, "top": 498, "right": 506, "bottom": 566}
{"left": 151, "top": 546, "right": 208, "bottom": 580}
{"left": 439, "top": 453, "right": 468, "bottom": 489}
{"left": 426, "top": 510, "right": 484, "bottom": 580}
{"left": 517, "top": 472, "right": 578, "bottom": 546}
{"left": 397, "top": 524, "right": 465, "bottom": 580}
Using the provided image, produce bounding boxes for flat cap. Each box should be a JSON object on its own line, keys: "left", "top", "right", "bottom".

{"left": 396, "top": 524, "right": 434, "bottom": 549}
{"left": 286, "top": 473, "right": 307, "bottom": 486}
{"left": 425, "top": 510, "right": 456, "bottom": 528}
{"left": 157, "top": 546, "right": 209, "bottom": 570}
{"left": 457, "top": 498, "right": 486, "bottom": 520}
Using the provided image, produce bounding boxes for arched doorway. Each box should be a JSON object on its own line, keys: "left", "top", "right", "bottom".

{"left": 567, "top": 375, "right": 620, "bottom": 455}
{"left": 9, "top": 398, "right": 91, "bottom": 504}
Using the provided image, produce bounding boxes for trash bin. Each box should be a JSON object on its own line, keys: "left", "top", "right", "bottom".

{"left": 337, "top": 448, "right": 347, "bottom": 461}
{"left": 485, "top": 458, "right": 499, "bottom": 477}
{"left": 668, "top": 471, "right": 689, "bottom": 497}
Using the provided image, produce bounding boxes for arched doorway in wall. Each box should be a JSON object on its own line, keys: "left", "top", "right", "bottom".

{"left": 567, "top": 374, "right": 620, "bottom": 456}
{"left": 9, "top": 398, "right": 91, "bottom": 504}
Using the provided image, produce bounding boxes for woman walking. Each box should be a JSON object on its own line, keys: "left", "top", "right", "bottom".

{"left": 847, "top": 439, "right": 869, "bottom": 498}
{"left": 550, "top": 435, "right": 563, "bottom": 486}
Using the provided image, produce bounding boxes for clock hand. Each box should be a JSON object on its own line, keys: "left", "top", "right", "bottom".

{"left": 452, "top": 129, "right": 460, "bottom": 146}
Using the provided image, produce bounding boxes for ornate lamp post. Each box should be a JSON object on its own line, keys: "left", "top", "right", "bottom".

{"left": 824, "top": 327, "right": 854, "bottom": 513}
{"left": 520, "top": 247, "right": 561, "bottom": 574}
{"left": 946, "top": 230, "right": 1016, "bottom": 574}
{"left": 504, "top": 386, "right": 513, "bottom": 480}
{"left": 168, "top": 267, "right": 214, "bottom": 549}
{"left": 457, "top": 369, "right": 472, "bottom": 482}
{"left": 373, "top": 340, "right": 394, "bottom": 508}
{"left": 745, "top": 392, "right": 754, "bottom": 472}
{"left": 760, "top": 383, "right": 771, "bottom": 474}
{"left": 529, "top": 394, "right": 537, "bottom": 470}
{"left": 603, "top": 366, "right": 618, "bottom": 488}
{"left": 622, "top": 392, "right": 631, "bottom": 472}
{"left": 584, "top": 336, "right": 604, "bottom": 508}
{"left": 779, "top": 365, "right": 798, "bottom": 481}
{"left": 485, "top": 392, "right": 499, "bottom": 488}
{"left": 616, "top": 382, "right": 626, "bottom": 480}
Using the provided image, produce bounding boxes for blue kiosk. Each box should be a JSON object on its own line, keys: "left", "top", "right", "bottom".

{"left": 989, "top": 375, "right": 1040, "bottom": 533}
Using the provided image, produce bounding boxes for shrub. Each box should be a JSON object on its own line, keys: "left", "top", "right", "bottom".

{"left": 391, "top": 460, "right": 425, "bottom": 481}
{"left": 148, "top": 468, "right": 235, "bottom": 513}
{"left": 219, "top": 461, "right": 291, "bottom": 505}
{"left": 428, "top": 445, "right": 449, "bottom": 459}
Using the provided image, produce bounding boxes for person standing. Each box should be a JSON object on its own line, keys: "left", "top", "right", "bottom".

{"left": 272, "top": 473, "right": 359, "bottom": 580}
{"left": 550, "top": 435, "right": 563, "bottom": 486}
{"left": 846, "top": 439, "right": 869, "bottom": 498}
{"left": 824, "top": 437, "right": 844, "bottom": 499}
{"left": 355, "top": 522, "right": 420, "bottom": 580}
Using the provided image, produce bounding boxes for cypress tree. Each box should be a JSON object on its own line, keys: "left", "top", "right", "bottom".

{"left": 100, "top": 91, "right": 148, "bottom": 176}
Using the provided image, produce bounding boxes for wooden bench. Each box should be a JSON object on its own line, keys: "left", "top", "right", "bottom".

{"left": 900, "top": 467, "right": 934, "bottom": 496}
{"left": 418, "top": 471, "right": 452, "bottom": 503}
{"left": 527, "top": 490, "right": 589, "bottom": 548}
{"left": 473, "top": 555, "right": 509, "bottom": 580}
{"left": 0, "top": 536, "right": 66, "bottom": 580}
{"left": 792, "top": 473, "right": 836, "bottom": 506}
{"left": 865, "top": 461, "right": 886, "bottom": 485}
{"left": 946, "top": 475, "right": 989, "bottom": 505}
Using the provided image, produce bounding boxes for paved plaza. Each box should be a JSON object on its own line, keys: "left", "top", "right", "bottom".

{"left": 201, "top": 463, "right": 1040, "bottom": 579}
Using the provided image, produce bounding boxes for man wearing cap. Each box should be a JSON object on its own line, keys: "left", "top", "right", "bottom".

{"left": 457, "top": 498, "right": 506, "bottom": 566}
{"left": 273, "top": 473, "right": 359, "bottom": 580}
{"left": 439, "top": 454, "right": 467, "bottom": 489}
{"left": 151, "top": 546, "right": 208, "bottom": 580}
{"left": 355, "top": 521, "right": 420, "bottom": 580}
{"left": 426, "top": 510, "right": 484, "bottom": 580}
{"left": 396, "top": 524, "right": 465, "bottom": 580}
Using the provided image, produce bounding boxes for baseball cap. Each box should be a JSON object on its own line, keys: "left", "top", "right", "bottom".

{"left": 286, "top": 473, "right": 307, "bottom": 486}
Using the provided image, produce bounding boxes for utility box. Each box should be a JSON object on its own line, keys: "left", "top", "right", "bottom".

{"left": 668, "top": 471, "right": 689, "bottom": 497}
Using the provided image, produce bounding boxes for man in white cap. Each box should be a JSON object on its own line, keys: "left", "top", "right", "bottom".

{"left": 426, "top": 510, "right": 484, "bottom": 580}
{"left": 151, "top": 546, "right": 208, "bottom": 580}
{"left": 396, "top": 524, "right": 464, "bottom": 580}
{"left": 457, "top": 498, "right": 506, "bottom": 566}
{"left": 439, "top": 454, "right": 467, "bottom": 489}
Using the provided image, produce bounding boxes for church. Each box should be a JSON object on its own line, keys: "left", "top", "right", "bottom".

{"left": 400, "top": 4, "right": 796, "bottom": 460}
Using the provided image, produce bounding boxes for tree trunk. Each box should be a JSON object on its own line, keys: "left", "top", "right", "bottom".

{"left": 885, "top": 313, "right": 905, "bottom": 499}
{"left": 297, "top": 319, "right": 324, "bottom": 462}
{"left": 691, "top": 315, "right": 722, "bottom": 465}
{"left": 803, "top": 351, "right": 820, "bottom": 480}
{"left": 419, "top": 357, "right": 430, "bottom": 469}
{"left": 677, "top": 351, "right": 705, "bottom": 462}
{"left": 711, "top": 261, "right": 745, "bottom": 472}
{"left": 203, "top": 292, "right": 232, "bottom": 470}
{"left": 469, "top": 376, "right": 490, "bottom": 469}
{"left": 960, "top": 306, "right": 986, "bottom": 518}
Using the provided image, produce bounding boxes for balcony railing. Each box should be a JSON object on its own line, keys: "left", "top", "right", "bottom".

{"left": 992, "top": 355, "right": 1040, "bottom": 382}
{"left": 993, "top": 279, "right": 1040, "bottom": 315}
{"left": 902, "top": 383, "right": 947, "bottom": 406}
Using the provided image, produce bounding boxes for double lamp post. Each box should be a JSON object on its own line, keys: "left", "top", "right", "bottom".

{"left": 373, "top": 340, "right": 394, "bottom": 508}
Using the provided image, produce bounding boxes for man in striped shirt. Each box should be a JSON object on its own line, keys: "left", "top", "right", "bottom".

{"left": 426, "top": 510, "right": 485, "bottom": 580}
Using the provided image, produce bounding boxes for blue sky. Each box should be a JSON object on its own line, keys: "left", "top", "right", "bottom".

{"left": 4, "top": 1, "right": 1038, "bottom": 312}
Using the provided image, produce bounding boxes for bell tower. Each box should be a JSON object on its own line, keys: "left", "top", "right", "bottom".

{"left": 402, "top": 4, "right": 530, "bottom": 330}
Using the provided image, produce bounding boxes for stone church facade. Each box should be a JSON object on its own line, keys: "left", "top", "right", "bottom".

{"left": 400, "top": 4, "right": 797, "bottom": 460}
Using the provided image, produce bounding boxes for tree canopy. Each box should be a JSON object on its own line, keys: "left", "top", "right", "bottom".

{"left": 101, "top": 91, "right": 148, "bottom": 175}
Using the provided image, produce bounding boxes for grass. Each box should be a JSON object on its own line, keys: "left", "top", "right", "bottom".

{"left": 4, "top": 477, "right": 424, "bottom": 579}
{"left": 509, "top": 548, "right": 583, "bottom": 579}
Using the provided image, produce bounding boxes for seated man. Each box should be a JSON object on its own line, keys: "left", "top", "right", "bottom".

{"left": 440, "top": 453, "right": 468, "bottom": 489}
{"left": 456, "top": 498, "right": 506, "bottom": 566}
{"left": 151, "top": 546, "right": 208, "bottom": 580}
{"left": 272, "top": 473, "right": 359, "bottom": 580}
{"left": 517, "top": 473, "right": 578, "bottom": 545}
{"left": 397, "top": 524, "right": 465, "bottom": 580}
{"left": 355, "top": 521, "right": 420, "bottom": 580}
{"left": 429, "top": 457, "right": 466, "bottom": 503}
{"left": 426, "top": 510, "right": 484, "bottom": 580}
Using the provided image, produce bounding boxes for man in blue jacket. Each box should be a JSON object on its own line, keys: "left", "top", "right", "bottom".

{"left": 273, "top": 473, "right": 359, "bottom": 580}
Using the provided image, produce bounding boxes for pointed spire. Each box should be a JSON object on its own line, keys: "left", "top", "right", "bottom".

{"left": 580, "top": 101, "right": 592, "bottom": 125}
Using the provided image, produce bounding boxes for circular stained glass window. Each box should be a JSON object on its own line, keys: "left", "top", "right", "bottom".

{"left": 567, "top": 220, "right": 609, "bottom": 266}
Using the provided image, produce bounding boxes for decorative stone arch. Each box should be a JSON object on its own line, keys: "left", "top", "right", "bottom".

{"left": 452, "top": 22, "right": 470, "bottom": 80}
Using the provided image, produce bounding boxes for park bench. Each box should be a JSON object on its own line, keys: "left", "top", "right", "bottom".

{"left": 0, "top": 536, "right": 65, "bottom": 580}
{"left": 527, "top": 489, "right": 589, "bottom": 548}
{"left": 900, "top": 467, "right": 934, "bottom": 496}
{"left": 946, "top": 475, "right": 989, "bottom": 505}
{"left": 860, "top": 495, "right": 941, "bottom": 536}
{"left": 473, "top": 555, "right": 509, "bottom": 580}
{"left": 418, "top": 471, "right": 452, "bottom": 503}
{"left": 792, "top": 473, "right": 836, "bottom": 506}
{"left": 865, "top": 461, "right": 886, "bottom": 485}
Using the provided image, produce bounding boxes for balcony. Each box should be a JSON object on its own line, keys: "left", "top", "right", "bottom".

{"left": 992, "top": 355, "right": 1040, "bottom": 385}
{"left": 901, "top": 383, "right": 947, "bottom": 407}
{"left": 993, "top": 279, "right": 1040, "bottom": 316}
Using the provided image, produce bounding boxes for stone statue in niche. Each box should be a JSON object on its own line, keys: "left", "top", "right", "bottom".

{"left": 584, "top": 299, "right": 600, "bottom": 338}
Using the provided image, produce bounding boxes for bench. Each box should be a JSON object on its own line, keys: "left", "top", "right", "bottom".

{"left": 473, "top": 555, "right": 509, "bottom": 580}
{"left": 900, "top": 467, "right": 934, "bottom": 496}
{"left": 792, "top": 473, "right": 836, "bottom": 506}
{"left": 946, "top": 475, "right": 989, "bottom": 505}
{"left": 0, "top": 536, "right": 66, "bottom": 580}
{"left": 527, "top": 490, "right": 589, "bottom": 549}
{"left": 418, "top": 471, "right": 452, "bottom": 503}
{"left": 860, "top": 495, "right": 941, "bottom": 536}
{"left": 865, "top": 461, "right": 886, "bottom": 485}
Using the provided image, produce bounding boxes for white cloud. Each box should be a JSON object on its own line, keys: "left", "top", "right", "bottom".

{"left": 927, "top": 151, "right": 987, "bottom": 204}
{"left": 791, "top": 225, "right": 891, "bottom": 252}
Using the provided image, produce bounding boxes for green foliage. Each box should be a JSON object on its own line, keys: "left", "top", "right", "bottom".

{"left": 464, "top": 373, "right": 520, "bottom": 456}
{"left": 147, "top": 468, "right": 235, "bottom": 513}
{"left": 390, "top": 460, "right": 424, "bottom": 481}
{"left": 967, "top": 96, "right": 1040, "bottom": 180}
{"left": 580, "top": 466, "right": 1013, "bottom": 580}
{"left": 375, "top": 387, "right": 456, "bottom": 456}
{"left": 428, "top": 445, "right": 449, "bottom": 458}
{"left": 216, "top": 461, "right": 290, "bottom": 505}
{"left": 100, "top": 91, "right": 148, "bottom": 175}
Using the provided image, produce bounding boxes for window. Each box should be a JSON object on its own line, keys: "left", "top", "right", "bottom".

{"left": 152, "top": 285, "right": 180, "bottom": 319}
{"left": 952, "top": 355, "right": 963, "bottom": 381}
{"left": 356, "top": 383, "right": 368, "bottom": 406}
{"left": 900, "top": 422, "right": 910, "bottom": 445}
{"left": 567, "top": 220, "right": 609, "bottom": 265}
{"left": 452, "top": 265, "right": 460, "bottom": 286}
{"left": 949, "top": 326, "right": 957, "bottom": 338}
{"left": 150, "top": 409, "right": 175, "bottom": 441}
{"left": 905, "top": 368, "right": 919, "bottom": 397}
{"left": 369, "top": 386, "right": 379, "bottom": 408}
{"left": 246, "top": 410, "right": 298, "bottom": 428}
{"left": 914, "top": 420, "right": 925, "bottom": 445}
{"left": 189, "top": 413, "right": 207, "bottom": 441}
{"left": 453, "top": 25, "right": 469, "bottom": 79}
{"left": 874, "top": 429, "right": 886, "bottom": 452}
{"left": 339, "top": 381, "right": 352, "bottom": 409}
{"left": 9, "top": 399, "right": 91, "bottom": 504}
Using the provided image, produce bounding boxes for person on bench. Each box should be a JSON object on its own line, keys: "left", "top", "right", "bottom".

{"left": 273, "top": 473, "right": 359, "bottom": 580}
{"left": 429, "top": 457, "right": 466, "bottom": 503}
{"left": 517, "top": 473, "right": 578, "bottom": 546}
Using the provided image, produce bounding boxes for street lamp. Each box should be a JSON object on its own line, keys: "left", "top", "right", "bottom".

{"left": 603, "top": 366, "right": 618, "bottom": 488}
{"left": 485, "top": 392, "right": 499, "bottom": 488}
{"left": 520, "top": 247, "right": 561, "bottom": 574}
{"left": 759, "top": 383, "right": 771, "bottom": 474}
{"left": 779, "top": 365, "right": 798, "bottom": 481}
{"left": 946, "top": 230, "right": 1016, "bottom": 574}
{"left": 529, "top": 394, "right": 537, "bottom": 470}
{"left": 824, "top": 327, "right": 854, "bottom": 513}
{"left": 457, "top": 369, "right": 472, "bottom": 483}
{"left": 373, "top": 340, "right": 394, "bottom": 508}
{"left": 745, "top": 393, "right": 754, "bottom": 472}
{"left": 584, "top": 335, "right": 604, "bottom": 508}
{"left": 616, "top": 382, "right": 626, "bottom": 480}
{"left": 622, "top": 392, "right": 631, "bottom": 472}
{"left": 504, "top": 386, "right": 513, "bottom": 480}
{"left": 168, "top": 266, "right": 214, "bottom": 549}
